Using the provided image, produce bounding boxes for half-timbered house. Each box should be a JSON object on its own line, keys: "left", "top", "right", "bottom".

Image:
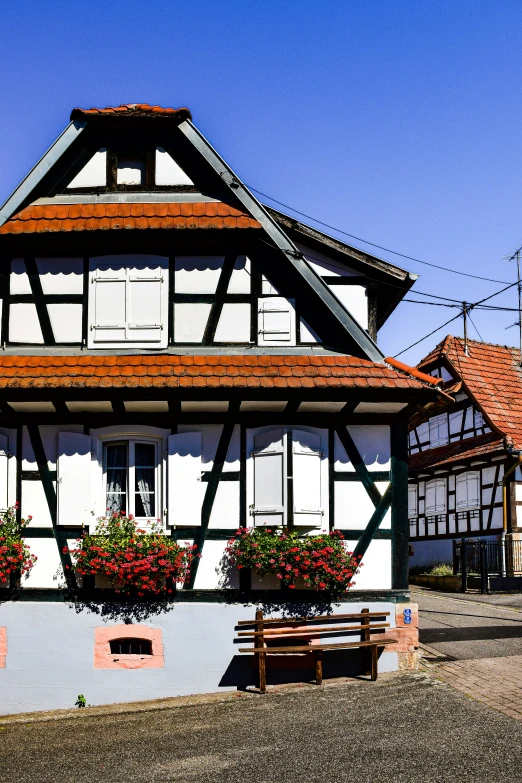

{"left": 0, "top": 104, "right": 441, "bottom": 713}
{"left": 408, "top": 336, "right": 522, "bottom": 569}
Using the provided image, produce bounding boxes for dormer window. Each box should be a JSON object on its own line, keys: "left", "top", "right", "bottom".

{"left": 116, "top": 154, "right": 146, "bottom": 186}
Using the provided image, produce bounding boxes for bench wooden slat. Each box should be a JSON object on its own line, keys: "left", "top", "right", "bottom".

{"left": 239, "top": 639, "right": 398, "bottom": 654}
{"left": 237, "top": 611, "right": 389, "bottom": 627}
{"left": 238, "top": 622, "right": 391, "bottom": 638}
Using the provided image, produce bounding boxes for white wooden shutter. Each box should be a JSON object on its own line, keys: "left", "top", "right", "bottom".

{"left": 408, "top": 485, "right": 418, "bottom": 518}
{"left": 416, "top": 421, "right": 429, "bottom": 446}
{"left": 426, "top": 478, "right": 447, "bottom": 514}
{"left": 292, "top": 429, "right": 323, "bottom": 526}
{"left": 257, "top": 297, "right": 295, "bottom": 346}
{"left": 429, "top": 414, "right": 449, "bottom": 447}
{"left": 251, "top": 429, "right": 286, "bottom": 525}
{"left": 57, "top": 432, "right": 92, "bottom": 525}
{"left": 167, "top": 432, "right": 203, "bottom": 527}
{"left": 0, "top": 434, "right": 9, "bottom": 512}
{"left": 90, "top": 262, "right": 127, "bottom": 343}
{"left": 456, "top": 472, "right": 480, "bottom": 510}
{"left": 127, "top": 264, "right": 166, "bottom": 345}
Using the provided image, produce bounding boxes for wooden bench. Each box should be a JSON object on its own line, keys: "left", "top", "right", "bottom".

{"left": 237, "top": 608, "right": 397, "bottom": 693}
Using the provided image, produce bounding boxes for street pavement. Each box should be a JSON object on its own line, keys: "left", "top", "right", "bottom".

{"left": 414, "top": 586, "right": 522, "bottom": 722}
{"left": 3, "top": 673, "right": 522, "bottom": 783}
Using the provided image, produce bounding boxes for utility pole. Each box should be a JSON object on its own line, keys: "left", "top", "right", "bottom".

{"left": 462, "top": 301, "right": 469, "bottom": 355}
{"left": 506, "top": 246, "right": 522, "bottom": 365}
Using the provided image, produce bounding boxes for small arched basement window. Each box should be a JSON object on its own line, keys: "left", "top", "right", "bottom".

{"left": 109, "top": 638, "right": 152, "bottom": 656}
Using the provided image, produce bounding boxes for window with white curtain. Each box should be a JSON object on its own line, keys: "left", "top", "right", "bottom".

{"left": 103, "top": 440, "right": 158, "bottom": 519}
{"left": 429, "top": 414, "right": 449, "bottom": 447}
{"left": 425, "top": 478, "right": 447, "bottom": 515}
{"left": 456, "top": 471, "right": 480, "bottom": 510}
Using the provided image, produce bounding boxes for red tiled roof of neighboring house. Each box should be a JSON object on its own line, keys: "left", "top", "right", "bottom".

{"left": 0, "top": 203, "right": 261, "bottom": 235}
{"left": 409, "top": 432, "right": 504, "bottom": 473}
{"left": 0, "top": 355, "right": 429, "bottom": 391}
{"left": 418, "top": 336, "right": 522, "bottom": 449}
{"left": 70, "top": 104, "right": 192, "bottom": 121}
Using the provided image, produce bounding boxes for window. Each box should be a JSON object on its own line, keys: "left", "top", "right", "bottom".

{"left": 249, "top": 428, "right": 325, "bottom": 527}
{"left": 88, "top": 255, "right": 168, "bottom": 348}
{"left": 456, "top": 471, "right": 480, "bottom": 510}
{"left": 110, "top": 638, "right": 152, "bottom": 655}
{"left": 408, "top": 485, "right": 418, "bottom": 518}
{"left": 429, "top": 414, "right": 448, "bottom": 448}
{"left": 474, "top": 409, "right": 485, "bottom": 429}
{"left": 116, "top": 155, "right": 146, "bottom": 186}
{"left": 104, "top": 440, "right": 158, "bottom": 519}
{"left": 425, "top": 478, "right": 447, "bottom": 515}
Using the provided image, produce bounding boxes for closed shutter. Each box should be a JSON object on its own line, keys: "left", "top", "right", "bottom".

{"left": 426, "top": 478, "right": 446, "bottom": 514}
{"left": 292, "top": 429, "right": 323, "bottom": 526}
{"left": 89, "top": 257, "right": 167, "bottom": 347}
{"left": 167, "top": 432, "right": 202, "bottom": 527}
{"left": 417, "top": 422, "right": 429, "bottom": 446}
{"left": 429, "top": 414, "right": 449, "bottom": 447}
{"left": 0, "top": 434, "right": 9, "bottom": 512}
{"left": 408, "top": 485, "right": 418, "bottom": 518}
{"left": 257, "top": 297, "right": 295, "bottom": 346}
{"left": 456, "top": 472, "right": 480, "bottom": 510}
{"left": 90, "top": 262, "right": 126, "bottom": 343}
{"left": 57, "top": 432, "right": 92, "bottom": 525}
{"left": 251, "top": 429, "right": 286, "bottom": 525}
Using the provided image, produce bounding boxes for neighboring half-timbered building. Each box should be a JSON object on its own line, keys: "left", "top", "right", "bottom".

{"left": 0, "top": 104, "right": 440, "bottom": 713}
{"left": 408, "top": 336, "right": 522, "bottom": 569}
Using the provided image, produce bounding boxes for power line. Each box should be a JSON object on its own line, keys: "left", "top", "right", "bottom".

{"left": 394, "top": 313, "right": 463, "bottom": 357}
{"left": 249, "top": 185, "right": 511, "bottom": 285}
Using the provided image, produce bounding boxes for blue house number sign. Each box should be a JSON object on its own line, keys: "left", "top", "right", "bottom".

{"left": 403, "top": 608, "right": 412, "bottom": 625}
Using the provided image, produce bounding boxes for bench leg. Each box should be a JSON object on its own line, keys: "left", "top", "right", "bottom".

{"left": 370, "top": 645, "right": 378, "bottom": 681}
{"left": 315, "top": 650, "right": 323, "bottom": 686}
{"left": 259, "top": 652, "right": 267, "bottom": 693}
{"left": 364, "top": 647, "right": 372, "bottom": 677}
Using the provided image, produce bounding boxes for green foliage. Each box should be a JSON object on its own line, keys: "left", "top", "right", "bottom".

{"left": 0, "top": 505, "right": 37, "bottom": 583}
{"left": 226, "top": 527, "right": 362, "bottom": 598}
{"left": 75, "top": 694, "right": 86, "bottom": 708}
{"left": 66, "top": 513, "right": 196, "bottom": 596}
{"left": 429, "top": 563, "right": 453, "bottom": 576}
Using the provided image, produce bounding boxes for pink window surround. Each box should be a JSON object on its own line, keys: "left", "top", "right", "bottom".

{"left": 94, "top": 625, "right": 164, "bottom": 669}
{"left": 0, "top": 627, "right": 6, "bottom": 668}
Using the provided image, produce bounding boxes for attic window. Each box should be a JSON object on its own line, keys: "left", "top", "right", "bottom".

{"left": 110, "top": 638, "right": 152, "bottom": 655}
{"left": 117, "top": 155, "right": 146, "bottom": 186}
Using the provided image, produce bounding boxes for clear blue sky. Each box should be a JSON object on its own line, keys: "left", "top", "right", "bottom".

{"left": 1, "top": 0, "right": 522, "bottom": 363}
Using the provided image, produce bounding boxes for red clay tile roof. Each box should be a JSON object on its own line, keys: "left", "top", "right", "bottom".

{"left": 70, "top": 104, "right": 192, "bottom": 121}
{"left": 0, "top": 355, "right": 428, "bottom": 391}
{"left": 409, "top": 432, "right": 504, "bottom": 473}
{"left": 418, "top": 336, "right": 522, "bottom": 449}
{"left": 0, "top": 203, "right": 261, "bottom": 235}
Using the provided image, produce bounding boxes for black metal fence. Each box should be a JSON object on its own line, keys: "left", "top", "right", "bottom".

{"left": 452, "top": 538, "right": 522, "bottom": 593}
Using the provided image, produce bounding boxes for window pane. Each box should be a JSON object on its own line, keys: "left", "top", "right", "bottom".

{"left": 135, "top": 468, "right": 155, "bottom": 517}
{"left": 105, "top": 444, "right": 128, "bottom": 515}
{"left": 117, "top": 156, "right": 145, "bottom": 185}
{"left": 135, "top": 443, "right": 155, "bottom": 467}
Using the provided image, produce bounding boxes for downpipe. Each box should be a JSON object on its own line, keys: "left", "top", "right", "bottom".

{"left": 502, "top": 451, "right": 522, "bottom": 577}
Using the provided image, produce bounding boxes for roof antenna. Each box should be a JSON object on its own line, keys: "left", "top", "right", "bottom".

{"left": 462, "top": 301, "right": 469, "bottom": 355}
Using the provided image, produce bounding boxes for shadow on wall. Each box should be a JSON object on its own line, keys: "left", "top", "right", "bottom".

{"left": 219, "top": 648, "right": 369, "bottom": 690}
{"left": 68, "top": 592, "right": 177, "bottom": 624}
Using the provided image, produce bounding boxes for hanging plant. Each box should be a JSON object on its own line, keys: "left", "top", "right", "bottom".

{"left": 0, "top": 505, "right": 37, "bottom": 584}
{"left": 226, "top": 527, "right": 362, "bottom": 597}
{"left": 65, "top": 513, "right": 197, "bottom": 597}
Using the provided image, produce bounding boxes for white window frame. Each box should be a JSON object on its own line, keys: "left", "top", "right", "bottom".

{"left": 102, "top": 437, "right": 161, "bottom": 522}
{"left": 456, "top": 470, "right": 480, "bottom": 511}
{"left": 429, "top": 414, "right": 449, "bottom": 448}
{"left": 87, "top": 255, "right": 168, "bottom": 349}
{"left": 408, "top": 484, "right": 418, "bottom": 518}
{"left": 246, "top": 425, "right": 328, "bottom": 531}
{"left": 90, "top": 426, "right": 169, "bottom": 526}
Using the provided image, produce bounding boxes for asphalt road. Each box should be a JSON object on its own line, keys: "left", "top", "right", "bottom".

{"left": 414, "top": 586, "right": 522, "bottom": 659}
{"left": 3, "top": 674, "right": 522, "bottom": 783}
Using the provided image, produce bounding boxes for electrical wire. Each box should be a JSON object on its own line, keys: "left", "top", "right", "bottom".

{"left": 468, "top": 312, "right": 484, "bottom": 342}
{"left": 248, "top": 185, "right": 512, "bottom": 285}
{"left": 394, "top": 312, "right": 464, "bottom": 357}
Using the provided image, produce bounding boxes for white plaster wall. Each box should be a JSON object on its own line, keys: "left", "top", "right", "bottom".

{"left": 345, "top": 539, "right": 392, "bottom": 589}
{"left": 9, "top": 303, "right": 43, "bottom": 343}
{"left": 0, "top": 600, "right": 398, "bottom": 714}
{"left": 174, "top": 303, "right": 211, "bottom": 342}
{"left": 0, "top": 427, "right": 16, "bottom": 510}
{"left": 209, "top": 481, "right": 240, "bottom": 529}
{"left": 22, "top": 424, "right": 84, "bottom": 470}
{"left": 329, "top": 285, "right": 368, "bottom": 330}
{"left": 155, "top": 148, "right": 194, "bottom": 186}
{"left": 67, "top": 150, "right": 107, "bottom": 188}
{"left": 47, "top": 303, "right": 83, "bottom": 343}
{"left": 193, "top": 540, "right": 239, "bottom": 589}
{"left": 335, "top": 482, "right": 391, "bottom": 530}
{"left": 227, "top": 256, "right": 251, "bottom": 294}
{"left": 10, "top": 259, "right": 31, "bottom": 294}
{"left": 36, "top": 258, "right": 83, "bottom": 294}
{"left": 22, "top": 538, "right": 65, "bottom": 589}
{"left": 177, "top": 424, "right": 240, "bottom": 471}
{"left": 334, "top": 426, "right": 390, "bottom": 471}
{"left": 175, "top": 257, "right": 224, "bottom": 294}
{"left": 295, "top": 243, "right": 358, "bottom": 277}
{"left": 22, "top": 482, "right": 53, "bottom": 528}
{"left": 214, "top": 303, "right": 250, "bottom": 342}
